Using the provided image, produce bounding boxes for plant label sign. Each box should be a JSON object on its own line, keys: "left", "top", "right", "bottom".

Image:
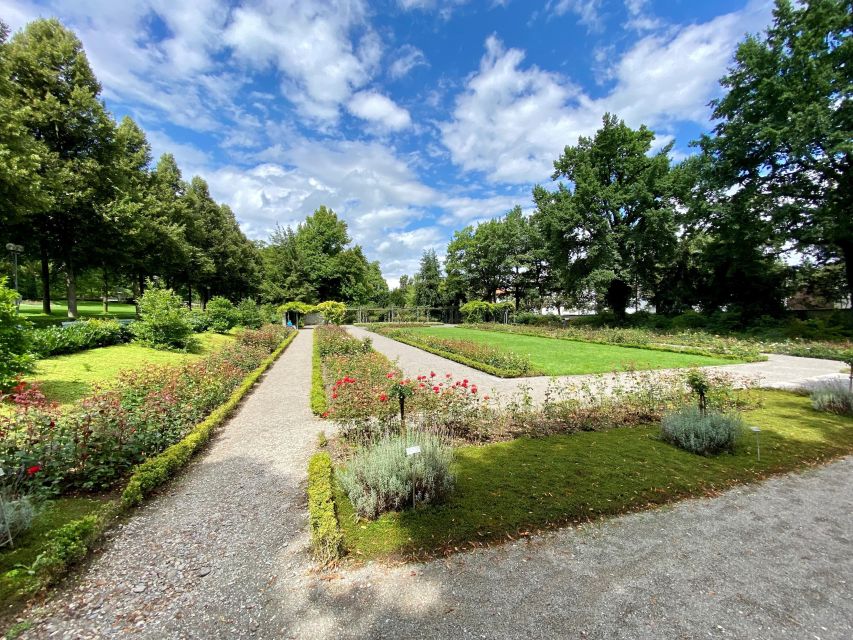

{"left": 405, "top": 446, "right": 421, "bottom": 457}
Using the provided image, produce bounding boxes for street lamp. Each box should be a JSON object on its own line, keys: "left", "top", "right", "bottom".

{"left": 5, "top": 243, "right": 23, "bottom": 310}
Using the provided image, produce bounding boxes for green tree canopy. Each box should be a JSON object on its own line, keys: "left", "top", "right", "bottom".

{"left": 534, "top": 113, "right": 677, "bottom": 318}
{"left": 702, "top": 0, "right": 853, "bottom": 310}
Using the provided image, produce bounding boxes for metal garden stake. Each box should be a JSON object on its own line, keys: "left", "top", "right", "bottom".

{"left": 751, "top": 426, "right": 761, "bottom": 461}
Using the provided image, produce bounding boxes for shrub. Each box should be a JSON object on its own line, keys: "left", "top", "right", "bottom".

{"left": 307, "top": 452, "right": 343, "bottom": 563}
{"left": 236, "top": 298, "right": 263, "bottom": 329}
{"left": 314, "top": 301, "right": 347, "bottom": 325}
{"left": 205, "top": 296, "right": 237, "bottom": 333}
{"left": 810, "top": 380, "right": 853, "bottom": 416}
{"left": 0, "top": 276, "right": 32, "bottom": 390}
{"left": 460, "top": 300, "right": 492, "bottom": 323}
{"left": 29, "top": 319, "right": 129, "bottom": 357}
{"left": 131, "top": 285, "right": 196, "bottom": 350}
{"left": 661, "top": 407, "right": 742, "bottom": 455}
{"left": 187, "top": 309, "right": 212, "bottom": 333}
{"left": 339, "top": 432, "right": 454, "bottom": 520}
{"left": 2, "top": 495, "right": 36, "bottom": 537}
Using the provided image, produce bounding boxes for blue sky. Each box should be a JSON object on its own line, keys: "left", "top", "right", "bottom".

{"left": 2, "top": 0, "right": 776, "bottom": 284}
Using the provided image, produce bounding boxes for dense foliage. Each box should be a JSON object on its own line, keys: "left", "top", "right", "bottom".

{"left": 0, "top": 277, "right": 32, "bottom": 389}
{"left": 29, "top": 319, "right": 129, "bottom": 357}
{"left": 130, "top": 286, "right": 196, "bottom": 350}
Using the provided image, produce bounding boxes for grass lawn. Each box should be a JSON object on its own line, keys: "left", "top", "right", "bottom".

{"left": 337, "top": 390, "right": 853, "bottom": 560}
{"left": 0, "top": 495, "right": 110, "bottom": 605}
{"left": 24, "top": 332, "right": 235, "bottom": 405}
{"left": 18, "top": 301, "right": 138, "bottom": 328}
{"left": 405, "top": 326, "right": 735, "bottom": 375}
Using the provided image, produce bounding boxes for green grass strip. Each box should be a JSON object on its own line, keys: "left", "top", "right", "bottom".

{"left": 336, "top": 390, "right": 853, "bottom": 560}
{"left": 308, "top": 452, "right": 343, "bottom": 564}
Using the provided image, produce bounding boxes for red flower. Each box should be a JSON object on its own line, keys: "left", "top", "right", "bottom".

{"left": 430, "top": 371, "right": 436, "bottom": 378}
{"left": 26, "top": 464, "right": 41, "bottom": 476}
{"left": 379, "top": 393, "right": 389, "bottom": 402}
{"left": 471, "top": 386, "right": 478, "bottom": 394}
{"left": 386, "top": 372, "right": 395, "bottom": 379}
{"left": 433, "top": 386, "right": 440, "bottom": 393}
{"left": 445, "top": 373, "right": 451, "bottom": 378}
{"left": 332, "top": 392, "right": 338, "bottom": 399}
{"left": 321, "top": 411, "right": 330, "bottom": 418}
{"left": 483, "top": 395, "right": 490, "bottom": 400}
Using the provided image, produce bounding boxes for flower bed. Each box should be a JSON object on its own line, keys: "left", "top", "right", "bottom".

{"left": 369, "top": 326, "right": 537, "bottom": 377}
{"left": 0, "top": 324, "right": 294, "bottom": 497}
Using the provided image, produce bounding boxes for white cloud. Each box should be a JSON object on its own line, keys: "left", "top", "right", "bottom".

{"left": 441, "top": 2, "right": 774, "bottom": 184}
{"left": 389, "top": 44, "right": 428, "bottom": 79}
{"left": 548, "top": 0, "right": 603, "bottom": 31}
{"left": 224, "top": 0, "right": 379, "bottom": 123}
{"left": 348, "top": 91, "right": 412, "bottom": 130}
{"left": 624, "top": 0, "right": 662, "bottom": 32}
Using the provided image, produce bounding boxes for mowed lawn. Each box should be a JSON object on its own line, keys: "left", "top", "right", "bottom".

{"left": 19, "top": 300, "right": 138, "bottom": 328}
{"left": 406, "top": 326, "right": 734, "bottom": 375}
{"left": 337, "top": 390, "right": 853, "bottom": 560}
{"left": 25, "top": 332, "right": 235, "bottom": 405}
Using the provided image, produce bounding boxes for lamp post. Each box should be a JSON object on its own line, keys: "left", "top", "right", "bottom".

{"left": 750, "top": 426, "right": 762, "bottom": 461}
{"left": 5, "top": 243, "right": 23, "bottom": 311}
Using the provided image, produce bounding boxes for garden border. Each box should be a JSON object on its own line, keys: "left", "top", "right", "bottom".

{"left": 367, "top": 327, "right": 538, "bottom": 378}
{"left": 310, "top": 329, "right": 328, "bottom": 416}
{"left": 307, "top": 451, "right": 343, "bottom": 564}
{"left": 469, "top": 323, "right": 767, "bottom": 363}
{"left": 15, "top": 329, "right": 298, "bottom": 606}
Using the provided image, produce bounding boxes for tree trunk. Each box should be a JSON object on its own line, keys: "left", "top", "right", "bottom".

{"left": 138, "top": 273, "right": 145, "bottom": 295}
{"left": 39, "top": 238, "right": 51, "bottom": 315}
{"left": 102, "top": 268, "right": 109, "bottom": 313}
{"left": 187, "top": 280, "right": 193, "bottom": 310}
{"left": 65, "top": 256, "right": 78, "bottom": 320}
{"left": 606, "top": 278, "right": 632, "bottom": 322}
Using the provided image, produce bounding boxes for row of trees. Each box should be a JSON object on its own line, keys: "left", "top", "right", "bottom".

{"left": 0, "top": 18, "right": 390, "bottom": 318}
{"left": 395, "top": 0, "right": 851, "bottom": 322}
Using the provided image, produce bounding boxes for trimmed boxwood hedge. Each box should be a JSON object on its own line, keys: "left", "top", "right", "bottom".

{"left": 307, "top": 451, "right": 343, "bottom": 564}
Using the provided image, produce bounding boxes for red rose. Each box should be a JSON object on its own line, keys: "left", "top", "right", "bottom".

{"left": 379, "top": 393, "right": 389, "bottom": 402}
{"left": 26, "top": 464, "right": 41, "bottom": 476}
{"left": 430, "top": 371, "right": 436, "bottom": 378}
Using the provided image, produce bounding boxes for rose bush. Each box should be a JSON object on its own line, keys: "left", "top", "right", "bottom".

{"left": 0, "top": 324, "right": 292, "bottom": 497}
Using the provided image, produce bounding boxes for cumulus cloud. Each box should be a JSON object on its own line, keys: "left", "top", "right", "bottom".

{"left": 347, "top": 91, "right": 412, "bottom": 130}
{"left": 441, "top": 1, "right": 774, "bottom": 184}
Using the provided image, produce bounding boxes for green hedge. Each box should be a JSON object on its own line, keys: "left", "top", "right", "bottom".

{"left": 311, "top": 330, "right": 328, "bottom": 416}
{"left": 376, "top": 330, "right": 533, "bottom": 377}
{"left": 307, "top": 452, "right": 343, "bottom": 564}
{"left": 24, "top": 330, "right": 297, "bottom": 593}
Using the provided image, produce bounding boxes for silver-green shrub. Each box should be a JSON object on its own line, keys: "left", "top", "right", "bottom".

{"left": 2, "top": 495, "right": 36, "bottom": 537}
{"left": 810, "top": 380, "right": 853, "bottom": 416}
{"left": 661, "top": 407, "right": 742, "bottom": 455}
{"left": 339, "top": 432, "right": 454, "bottom": 519}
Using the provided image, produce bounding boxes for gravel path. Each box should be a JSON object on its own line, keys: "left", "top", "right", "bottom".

{"left": 348, "top": 325, "right": 846, "bottom": 402}
{"left": 17, "top": 328, "right": 853, "bottom": 638}
{"left": 21, "top": 329, "right": 323, "bottom": 639}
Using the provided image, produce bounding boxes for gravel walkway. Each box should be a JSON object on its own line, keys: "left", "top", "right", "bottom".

{"left": 347, "top": 325, "right": 847, "bottom": 402}
{"left": 17, "top": 328, "right": 853, "bottom": 638}
{"left": 21, "top": 329, "right": 323, "bottom": 639}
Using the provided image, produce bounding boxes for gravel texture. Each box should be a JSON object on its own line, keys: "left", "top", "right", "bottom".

{"left": 348, "top": 325, "right": 847, "bottom": 403}
{"left": 16, "top": 328, "right": 853, "bottom": 638}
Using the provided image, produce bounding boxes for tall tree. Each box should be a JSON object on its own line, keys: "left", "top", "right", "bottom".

{"left": 534, "top": 113, "right": 677, "bottom": 318}
{"left": 7, "top": 19, "right": 115, "bottom": 317}
{"left": 702, "top": 0, "right": 853, "bottom": 311}
{"left": 414, "top": 249, "right": 443, "bottom": 307}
